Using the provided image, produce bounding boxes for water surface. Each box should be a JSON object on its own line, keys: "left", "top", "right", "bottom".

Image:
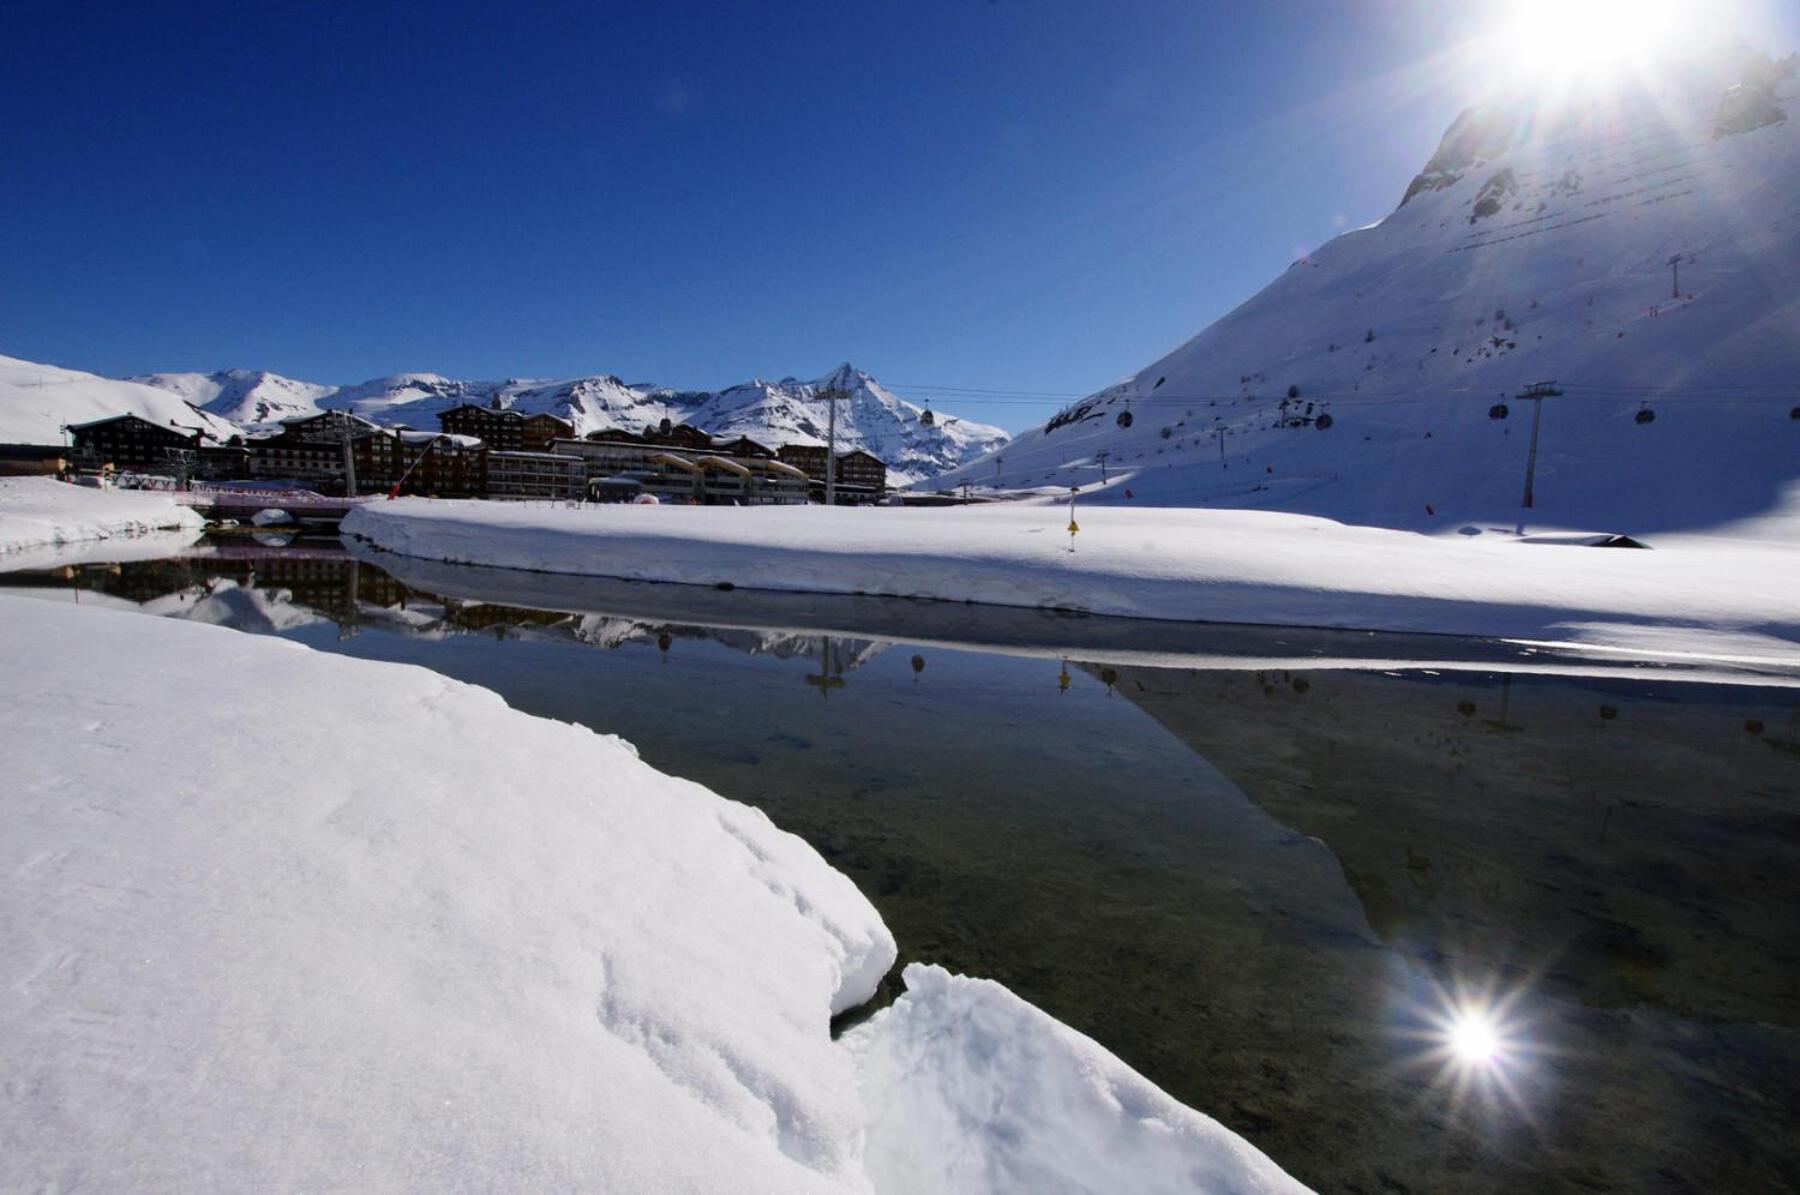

{"left": 9, "top": 539, "right": 1797, "bottom": 1194}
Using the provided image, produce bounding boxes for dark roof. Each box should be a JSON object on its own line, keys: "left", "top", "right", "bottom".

{"left": 65, "top": 412, "right": 184, "bottom": 432}
{"left": 0, "top": 443, "right": 69, "bottom": 459}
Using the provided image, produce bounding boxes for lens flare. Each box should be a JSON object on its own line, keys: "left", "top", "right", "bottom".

{"left": 1447, "top": 1006, "right": 1503, "bottom": 1067}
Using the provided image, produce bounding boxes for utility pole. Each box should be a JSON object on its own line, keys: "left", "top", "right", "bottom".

{"left": 1667, "top": 254, "right": 1682, "bottom": 300}
{"left": 820, "top": 386, "right": 846, "bottom": 506}
{"left": 1518, "top": 380, "right": 1562, "bottom": 513}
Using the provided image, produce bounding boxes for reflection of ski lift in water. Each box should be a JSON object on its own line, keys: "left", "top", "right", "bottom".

{"left": 1634, "top": 403, "right": 1656, "bottom": 425}
{"left": 1116, "top": 398, "right": 1134, "bottom": 429}
{"left": 919, "top": 400, "right": 935, "bottom": 427}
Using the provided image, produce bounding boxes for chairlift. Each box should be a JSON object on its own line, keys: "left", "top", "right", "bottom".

{"left": 1635, "top": 405, "right": 1656, "bottom": 425}
{"left": 920, "top": 400, "right": 935, "bottom": 427}
{"left": 1489, "top": 403, "right": 1510, "bottom": 420}
{"left": 1116, "top": 398, "right": 1134, "bottom": 429}
{"left": 1315, "top": 413, "right": 1333, "bottom": 430}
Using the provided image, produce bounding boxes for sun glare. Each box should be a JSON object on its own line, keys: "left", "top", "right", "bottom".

{"left": 1447, "top": 1008, "right": 1503, "bottom": 1067}
{"left": 1498, "top": 0, "right": 1690, "bottom": 85}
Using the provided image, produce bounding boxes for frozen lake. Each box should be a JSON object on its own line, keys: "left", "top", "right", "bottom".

{"left": 10, "top": 536, "right": 1798, "bottom": 1194}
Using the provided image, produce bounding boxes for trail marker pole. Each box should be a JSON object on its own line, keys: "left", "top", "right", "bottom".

{"left": 1067, "top": 486, "right": 1080, "bottom": 552}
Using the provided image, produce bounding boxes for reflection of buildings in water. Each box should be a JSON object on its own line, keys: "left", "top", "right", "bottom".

{"left": 1092, "top": 663, "right": 1800, "bottom": 1028}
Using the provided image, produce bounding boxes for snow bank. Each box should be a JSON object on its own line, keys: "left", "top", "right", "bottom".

{"left": 0, "top": 596, "right": 894, "bottom": 1191}
{"left": 0, "top": 476, "right": 203, "bottom": 566}
{"left": 846, "top": 965, "right": 1307, "bottom": 1195}
{"left": 343, "top": 500, "right": 1800, "bottom": 664}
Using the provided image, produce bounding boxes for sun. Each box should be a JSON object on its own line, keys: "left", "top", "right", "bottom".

{"left": 1496, "top": 0, "right": 1690, "bottom": 85}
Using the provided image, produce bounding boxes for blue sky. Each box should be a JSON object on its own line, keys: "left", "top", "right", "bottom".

{"left": 3, "top": 1, "right": 1793, "bottom": 431}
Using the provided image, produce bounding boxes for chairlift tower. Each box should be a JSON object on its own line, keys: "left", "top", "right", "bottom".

{"left": 1518, "top": 380, "right": 1562, "bottom": 513}
{"left": 819, "top": 386, "right": 848, "bottom": 506}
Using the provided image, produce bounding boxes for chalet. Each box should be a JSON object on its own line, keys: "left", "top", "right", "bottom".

{"left": 773, "top": 444, "right": 887, "bottom": 503}
{"left": 374, "top": 431, "right": 485, "bottom": 497}
{"left": 520, "top": 413, "right": 574, "bottom": 451}
{"left": 437, "top": 405, "right": 574, "bottom": 453}
{"left": 775, "top": 443, "right": 829, "bottom": 480}
{"left": 246, "top": 413, "right": 380, "bottom": 487}
{"left": 67, "top": 414, "right": 205, "bottom": 472}
{"left": 834, "top": 449, "right": 887, "bottom": 496}
{"left": 438, "top": 404, "right": 523, "bottom": 450}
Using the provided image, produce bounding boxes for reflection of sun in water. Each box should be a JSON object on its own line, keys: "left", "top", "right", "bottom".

{"left": 1397, "top": 975, "right": 1545, "bottom": 1120}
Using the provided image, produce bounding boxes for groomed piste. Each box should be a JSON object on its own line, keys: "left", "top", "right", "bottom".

{"left": 0, "top": 596, "right": 1306, "bottom": 1194}
{"left": 343, "top": 499, "right": 1800, "bottom": 669}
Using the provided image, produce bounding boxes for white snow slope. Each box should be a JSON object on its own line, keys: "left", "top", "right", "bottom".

{"left": 341, "top": 500, "right": 1800, "bottom": 670}
{"left": 129, "top": 368, "right": 336, "bottom": 431}
{"left": 934, "top": 49, "right": 1800, "bottom": 535}
{"left": 0, "top": 354, "right": 239, "bottom": 447}
{"left": 847, "top": 965, "right": 1303, "bottom": 1195}
{"left": 125, "top": 362, "right": 1009, "bottom": 485}
{"left": 0, "top": 476, "right": 203, "bottom": 565}
{"left": 0, "top": 596, "right": 1304, "bottom": 1193}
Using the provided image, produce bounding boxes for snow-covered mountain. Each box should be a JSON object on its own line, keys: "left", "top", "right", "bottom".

{"left": 0, "top": 353, "right": 240, "bottom": 445}
{"left": 130, "top": 369, "right": 334, "bottom": 430}
{"left": 125, "top": 362, "right": 1006, "bottom": 485}
{"left": 675, "top": 365, "right": 1009, "bottom": 485}
{"left": 936, "top": 48, "right": 1800, "bottom": 535}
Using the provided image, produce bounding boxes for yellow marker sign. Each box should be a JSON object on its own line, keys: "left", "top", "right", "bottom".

{"left": 1067, "top": 521, "right": 1080, "bottom": 534}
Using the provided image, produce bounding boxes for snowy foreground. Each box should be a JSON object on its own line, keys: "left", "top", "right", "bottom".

{"left": 0, "top": 476, "right": 202, "bottom": 567}
{"left": 344, "top": 500, "right": 1800, "bottom": 667}
{"left": 0, "top": 597, "right": 1303, "bottom": 1193}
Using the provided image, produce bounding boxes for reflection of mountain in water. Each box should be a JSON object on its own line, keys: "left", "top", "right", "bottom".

{"left": 12, "top": 547, "right": 889, "bottom": 671}
{"left": 1095, "top": 663, "right": 1800, "bottom": 1027}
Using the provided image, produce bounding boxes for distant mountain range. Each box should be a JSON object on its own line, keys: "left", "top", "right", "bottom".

{"left": 934, "top": 47, "right": 1800, "bottom": 534}
{"left": 0, "top": 355, "right": 1007, "bottom": 486}
{"left": 128, "top": 362, "right": 1008, "bottom": 486}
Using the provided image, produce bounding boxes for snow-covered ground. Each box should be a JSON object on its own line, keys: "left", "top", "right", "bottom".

{"left": 0, "top": 476, "right": 203, "bottom": 567}
{"left": 846, "top": 965, "right": 1304, "bottom": 1194}
{"left": 343, "top": 499, "right": 1800, "bottom": 668}
{"left": 0, "top": 596, "right": 1304, "bottom": 1192}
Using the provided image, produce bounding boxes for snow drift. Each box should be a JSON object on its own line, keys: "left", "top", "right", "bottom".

{"left": 341, "top": 498, "right": 1800, "bottom": 669}
{"left": 0, "top": 476, "right": 203, "bottom": 566}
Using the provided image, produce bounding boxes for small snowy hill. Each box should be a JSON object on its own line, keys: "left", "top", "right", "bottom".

{"left": 0, "top": 354, "right": 239, "bottom": 446}
{"left": 119, "top": 362, "right": 1005, "bottom": 484}
{"left": 936, "top": 49, "right": 1800, "bottom": 535}
{"left": 132, "top": 369, "right": 334, "bottom": 431}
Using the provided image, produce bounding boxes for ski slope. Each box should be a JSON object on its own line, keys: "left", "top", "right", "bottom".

{"left": 934, "top": 50, "right": 1800, "bottom": 536}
